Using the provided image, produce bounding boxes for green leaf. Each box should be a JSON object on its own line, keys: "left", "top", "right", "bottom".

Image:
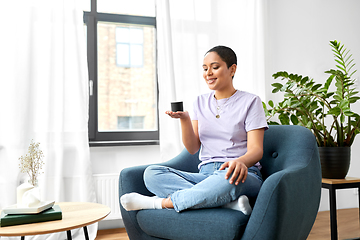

{"left": 305, "top": 82, "right": 314, "bottom": 88}
{"left": 335, "top": 80, "right": 343, "bottom": 89}
{"left": 279, "top": 113, "right": 290, "bottom": 125}
{"left": 311, "top": 84, "right": 322, "bottom": 91}
{"left": 290, "top": 99, "right": 301, "bottom": 108}
{"left": 343, "top": 109, "right": 354, "bottom": 117}
{"left": 336, "top": 65, "right": 346, "bottom": 72}
{"left": 348, "top": 91, "right": 359, "bottom": 97}
{"left": 335, "top": 59, "right": 345, "bottom": 68}
{"left": 324, "top": 75, "right": 334, "bottom": 92}
{"left": 346, "top": 58, "right": 354, "bottom": 68}
{"left": 268, "top": 100, "right": 274, "bottom": 108}
{"left": 284, "top": 99, "right": 291, "bottom": 107}
{"left": 340, "top": 114, "right": 345, "bottom": 123}
{"left": 339, "top": 45, "right": 344, "bottom": 55}
{"left": 272, "top": 88, "right": 280, "bottom": 93}
{"left": 349, "top": 96, "right": 360, "bottom": 103}
{"left": 306, "top": 121, "right": 312, "bottom": 129}
{"left": 300, "top": 76, "right": 310, "bottom": 85}
{"left": 333, "top": 95, "right": 342, "bottom": 101}
{"left": 328, "top": 107, "right": 341, "bottom": 116}
{"left": 290, "top": 115, "right": 299, "bottom": 125}
{"left": 343, "top": 49, "right": 350, "bottom": 59}
{"left": 350, "top": 69, "right": 357, "bottom": 78}
{"left": 273, "top": 71, "right": 289, "bottom": 79}
{"left": 271, "top": 83, "right": 283, "bottom": 88}
{"left": 331, "top": 50, "right": 342, "bottom": 60}
{"left": 262, "top": 102, "right": 269, "bottom": 116}
{"left": 284, "top": 93, "right": 294, "bottom": 98}
{"left": 326, "top": 92, "right": 335, "bottom": 98}
{"left": 339, "top": 100, "right": 349, "bottom": 109}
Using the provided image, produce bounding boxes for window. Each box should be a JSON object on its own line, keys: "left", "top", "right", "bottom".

{"left": 118, "top": 116, "right": 145, "bottom": 129}
{"left": 116, "top": 27, "right": 144, "bottom": 67}
{"left": 84, "top": 0, "right": 158, "bottom": 146}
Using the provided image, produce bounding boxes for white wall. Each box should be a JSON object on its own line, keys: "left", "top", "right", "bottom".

{"left": 266, "top": 0, "right": 360, "bottom": 211}
{"left": 90, "top": 145, "right": 161, "bottom": 229}
{"left": 91, "top": 145, "right": 161, "bottom": 175}
{"left": 92, "top": 1, "right": 360, "bottom": 229}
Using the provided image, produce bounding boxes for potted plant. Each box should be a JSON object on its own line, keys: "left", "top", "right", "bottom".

{"left": 263, "top": 40, "right": 359, "bottom": 179}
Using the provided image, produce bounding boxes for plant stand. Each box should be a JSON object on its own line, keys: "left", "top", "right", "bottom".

{"left": 322, "top": 177, "right": 360, "bottom": 240}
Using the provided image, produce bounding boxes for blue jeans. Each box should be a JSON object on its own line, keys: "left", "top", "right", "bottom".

{"left": 144, "top": 162, "right": 263, "bottom": 212}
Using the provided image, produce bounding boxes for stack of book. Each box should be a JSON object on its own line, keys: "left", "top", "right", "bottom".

{"left": 0, "top": 202, "right": 62, "bottom": 227}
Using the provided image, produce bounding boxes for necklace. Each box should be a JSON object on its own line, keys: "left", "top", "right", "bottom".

{"left": 214, "top": 90, "right": 237, "bottom": 119}
{"left": 214, "top": 96, "right": 230, "bottom": 119}
{"left": 214, "top": 89, "right": 237, "bottom": 118}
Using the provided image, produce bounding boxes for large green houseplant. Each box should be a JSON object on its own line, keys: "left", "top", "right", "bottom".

{"left": 263, "top": 40, "right": 359, "bottom": 178}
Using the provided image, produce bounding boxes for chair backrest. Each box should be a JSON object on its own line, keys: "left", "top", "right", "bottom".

{"left": 260, "top": 125, "right": 318, "bottom": 179}
{"left": 174, "top": 125, "right": 317, "bottom": 179}
{"left": 165, "top": 148, "right": 201, "bottom": 173}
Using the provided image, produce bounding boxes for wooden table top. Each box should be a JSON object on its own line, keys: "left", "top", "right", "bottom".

{"left": 0, "top": 202, "right": 110, "bottom": 236}
{"left": 322, "top": 177, "right": 360, "bottom": 185}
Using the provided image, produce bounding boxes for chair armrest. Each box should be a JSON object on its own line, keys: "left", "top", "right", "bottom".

{"left": 242, "top": 146, "right": 321, "bottom": 240}
{"left": 119, "top": 164, "right": 155, "bottom": 240}
{"left": 118, "top": 148, "right": 200, "bottom": 240}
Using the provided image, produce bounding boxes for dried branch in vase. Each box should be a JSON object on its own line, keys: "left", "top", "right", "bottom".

{"left": 19, "top": 140, "right": 45, "bottom": 186}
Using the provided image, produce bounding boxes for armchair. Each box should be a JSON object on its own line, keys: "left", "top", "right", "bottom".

{"left": 119, "top": 125, "right": 322, "bottom": 240}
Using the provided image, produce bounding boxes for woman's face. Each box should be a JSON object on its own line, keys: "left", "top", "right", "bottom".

{"left": 202, "top": 52, "right": 235, "bottom": 92}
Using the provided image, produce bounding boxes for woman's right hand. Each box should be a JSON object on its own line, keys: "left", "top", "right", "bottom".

{"left": 165, "top": 111, "right": 189, "bottom": 119}
{"left": 166, "top": 110, "right": 200, "bottom": 154}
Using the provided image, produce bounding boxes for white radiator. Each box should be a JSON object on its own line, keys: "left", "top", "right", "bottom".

{"left": 93, "top": 173, "right": 121, "bottom": 220}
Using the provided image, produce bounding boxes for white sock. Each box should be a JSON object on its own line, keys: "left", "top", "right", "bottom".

{"left": 120, "top": 192, "right": 163, "bottom": 211}
{"left": 222, "top": 195, "right": 252, "bottom": 215}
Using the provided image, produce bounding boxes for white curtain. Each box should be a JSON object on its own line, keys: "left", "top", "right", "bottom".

{"left": 0, "top": 0, "right": 97, "bottom": 239}
{"left": 156, "top": 0, "right": 267, "bottom": 160}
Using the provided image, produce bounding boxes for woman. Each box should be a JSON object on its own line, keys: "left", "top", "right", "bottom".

{"left": 121, "top": 46, "right": 268, "bottom": 215}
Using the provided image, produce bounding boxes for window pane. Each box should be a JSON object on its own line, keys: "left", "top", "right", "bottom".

{"left": 118, "top": 116, "right": 145, "bottom": 129}
{"left": 131, "top": 116, "right": 145, "bottom": 129}
{"left": 130, "top": 28, "right": 143, "bottom": 44}
{"left": 97, "top": 22, "right": 157, "bottom": 132}
{"left": 97, "top": 0, "right": 155, "bottom": 17}
{"left": 116, "top": 44, "right": 130, "bottom": 66}
{"left": 116, "top": 27, "right": 129, "bottom": 43}
{"left": 117, "top": 117, "right": 130, "bottom": 129}
{"left": 130, "top": 44, "right": 143, "bottom": 66}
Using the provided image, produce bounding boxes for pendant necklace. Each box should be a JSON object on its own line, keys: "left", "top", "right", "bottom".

{"left": 214, "top": 90, "right": 237, "bottom": 119}
{"left": 214, "top": 96, "right": 230, "bottom": 119}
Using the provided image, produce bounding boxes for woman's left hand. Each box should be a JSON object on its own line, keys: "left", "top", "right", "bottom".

{"left": 219, "top": 159, "right": 248, "bottom": 185}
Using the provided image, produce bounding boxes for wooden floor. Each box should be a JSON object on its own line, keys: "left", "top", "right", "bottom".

{"left": 96, "top": 208, "right": 360, "bottom": 240}
{"left": 96, "top": 228, "right": 129, "bottom": 240}
{"left": 308, "top": 208, "right": 359, "bottom": 240}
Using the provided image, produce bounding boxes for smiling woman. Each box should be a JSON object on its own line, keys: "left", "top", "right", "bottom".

{"left": 202, "top": 46, "right": 237, "bottom": 99}
{"left": 121, "top": 45, "right": 268, "bottom": 216}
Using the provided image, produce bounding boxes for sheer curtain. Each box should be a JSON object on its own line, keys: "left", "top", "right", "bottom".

{"left": 156, "top": 0, "right": 267, "bottom": 160}
{"left": 0, "top": 0, "right": 97, "bottom": 239}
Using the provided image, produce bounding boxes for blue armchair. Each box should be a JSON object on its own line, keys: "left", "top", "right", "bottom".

{"left": 119, "top": 125, "right": 322, "bottom": 240}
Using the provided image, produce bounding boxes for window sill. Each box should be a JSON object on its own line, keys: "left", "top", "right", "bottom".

{"left": 89, "top": 140, "right": 159, "bottom": 147}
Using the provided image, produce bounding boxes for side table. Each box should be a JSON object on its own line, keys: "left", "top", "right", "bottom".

{"left": 322, "top": 177, "right": 360, "bottom": 240}
{"left": 0, "top": 202, "right": 110, "bottom": 240}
